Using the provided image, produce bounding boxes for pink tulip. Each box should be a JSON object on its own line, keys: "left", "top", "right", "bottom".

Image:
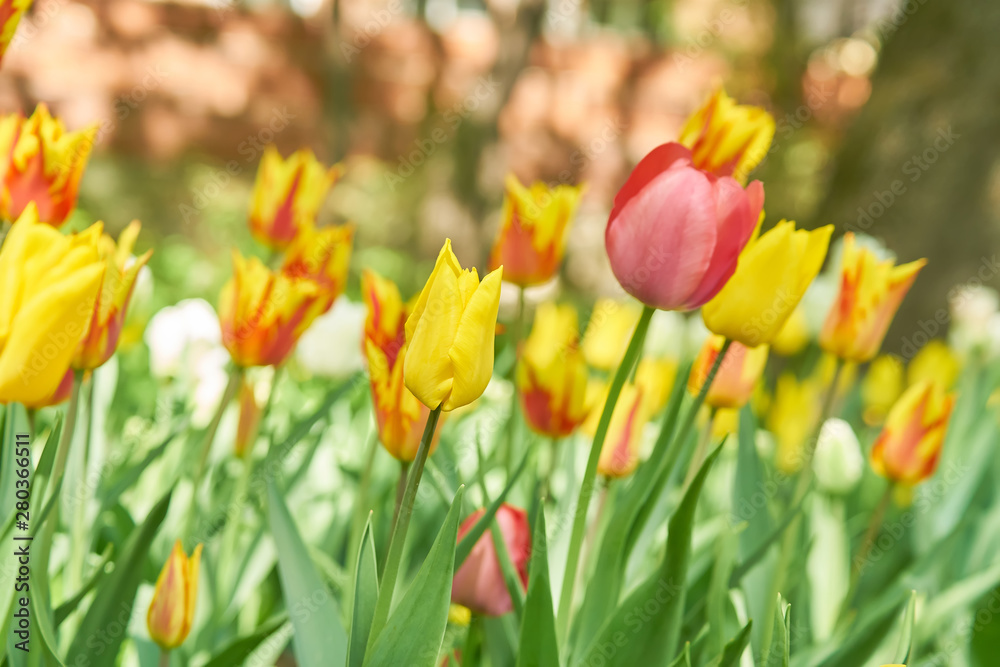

{"left": 605, "top": 142, "right": 764, "bottom": 311}
{"left": 451, "top": 504, "right": 530, "bottom": 617}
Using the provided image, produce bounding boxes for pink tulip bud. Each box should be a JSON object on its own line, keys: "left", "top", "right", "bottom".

{"left": 452, "top": 504, "right": 530, "bottom": 617}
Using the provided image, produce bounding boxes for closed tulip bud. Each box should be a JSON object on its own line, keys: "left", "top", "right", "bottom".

{"left": 487, "top": 175, "right": 584, "bottom": 287}
{"left": 812, "top": 418, "right": 863, "bottom": 495}
{"left": 218, "top": 250, "right": 322, "bottom": 367}
{"left": 404, "top": 239, "right": 502, "bottom": 412}
{"left": 281, "top": 222, "right": 354, "bottom": 313}
{"left": 768, "top": 373, "right": 823, "bottom": 474}
{"left": 516, "top": 302, "right": 590, "bottom": 438}
{"left": 581, "top": 299, "right": 642, "bottom": 372}
{"left": 870, "top": 379, "right": 954, "bottom": 486}
{"left": 907, "top": 339, "right": 959, "bottom": 389}
{"left": 703, "top": 220, "right": 833, "bottom": 347}
{"left": 0, "top": 0, "right": 32, "bottom": 64}
{"left": 452, "top": 504, "right": 530, "bottom": 617}
{"left": 33, "top": 368, "right": 74, "bottom": 408}
{"left": 147, "top": 541, "right": 202, "bottom": 650}
{"left": 248, "top": 145, "right": 343, "bottom": 250}
{"left": 0, "top": 105, "right": 97, "bottom": 226}
{"left": 73, "top": 221, "right": 153, "bottom": 370}
{"left": 594, "top": 365, "right": 669, "bottom": 478}
{"left": 362, "top": 270, "right": 441, "bottom": 461}
{"left": 235, "top": 376, "right": 262, "bottom": 459}
{"left": 861, "top": 355, "right": 904, "bottom": 426}
{"left": 605, "top": 143, "right": 763, "bottom": 311}
{"left": 771, "top": 306, "right": 811, "bottom": 356}
{"left": 678, "top": 88, "right": 776, "bottom": 185}
{"left": 820, "top": 233, "right": 925, "bottom": 362}
{"left": 688, "top": 335, "right": 768, "bottom": 409}
{"left": 0, "top": 205, "right": 104, "bottom": 406}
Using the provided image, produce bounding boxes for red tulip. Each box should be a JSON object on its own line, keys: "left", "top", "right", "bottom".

{"left": 452, "top": 504, "right": 530, "bottom": 617}
{"left": 605, "top": 143, "right": 763, "bottom": 311}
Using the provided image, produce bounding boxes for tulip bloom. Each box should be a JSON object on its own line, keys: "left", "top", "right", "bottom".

{"left": 702, "top": 220, "right": 833, "bottom": 347}
{"left": 908, "top": 339, "right": 959, "bottom": 389}
{"left": 218, "top": 250, "right": 322, "bottom": 367}
{"left": 594, "top": 366, "right": 669, "bottom": 478}
{"left": 73, "top": 221, "right": 153, "bottom": 370}
{"left": 771, "top": 306, "right": 810, "bottom": 356}
{"left": 580, "top": 299, "right": 642, "bottom": 371}
{"left": 860, "top": 355, "right": 904, "bottom": 426}
{"left": 248, "top": 145, "right": 343, "bottom": 250}
{"left": 688, "top": 335, "right": 768, "bottom": 409}
{"left": 605, "top": 142, "right": 763, "bottom": 311}
{"left": 0, "top": 105, "right": 97, "bottom": 226}
{"left": 0, "top": 0, "right": 32, "bottom": 64}
{"left": 404, "top": 239, "right": 502, "bottom": 412}
{"left": 516, "top": 302, "right": 590, "bottom": 438}
{"left": 870, "top": 379, "right": 954, "bottom": 486}
{"left": 487, "top": 175, "right": 584, "bottom": 287}
{"left": 452, "top": 504, "right": 530, "bottom": 616}
{"left": 147, "top": 541, "right": 202, "bottom": 650}
{"left": 235, "top": 376, "right": 262, "bottom": 458}
{"left": 820, "top": 233, "right": 926, "bottom": 362}
{"left": 768, "top": 373, "right": 822, "bottom": 474}
{"left": 0, "top": 206, "right": 104, "bottom": 406}
{"left": 362, "top": 270, "right": 440, "bottom": 461}
{"left": 678, "top": 88, "right": 776, "bottom": 185}
{"left": 281, "top": 221, "right": 354, "bottom": 312}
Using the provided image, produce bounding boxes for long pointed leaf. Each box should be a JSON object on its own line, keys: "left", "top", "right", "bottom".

{"left": 348, "top": 515, "right": 379, "bottom": 667}
{"left": 516, "top": 508, "right": 559, "bottom": 667}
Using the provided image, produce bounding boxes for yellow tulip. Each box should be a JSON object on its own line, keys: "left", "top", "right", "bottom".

{"left": 0, "top": 104, "right": 97, "bottom": 226}
{"left": 404, "top": 239, "right": 502, "bottom": 412}
{"left": 678, "top": 88, "right": 776, "bottom": 185}
{"left": 768, "top": 372, "right": 823, "bottom": 474}
{"left": 688, "top": 335, "right": 768, "bottom": 409}
{"left": 218, "top": 250, "right": 322, "bottom": 367}
{"left": 72, "top": 221, "right": 153, "bottom": 370}
{"left": 516, "top": 302, "right": 590, "bottom": 438}
{"left": 771, "top": 306, "right": 810, "bottom": 356}
{"left": 907, "top": 339, "right": 959, "bottom": 389}
{"left": 702, "top": 220, "right": 832, "bottom": 347}
{"left": 860, "top": 355, "right": 904, "bottom": 426}
{"left": 147, "top": 541, "right": 202, "bottom": 650}
{"left": 487, "top": 174, "right": 584, "bottom": 287}
{"left": 0, "top": 0, "right": 32, "bottom": 64}
{"left": 633, "top": 357, "right": 676, "bottom": 413}
{"left": 870, "top": 379, "right": 954, "bottom": 485}
{"left": 581, "top": 299, "right": 642, "bottom": 372}
{"left": 248, "top": 145, "right": 343, "bottom": 250}
{"left": 281, "top": 221, "right": 354, "bottom": 313}
{"left": 0, "top": 205, "right": 104, "bottom": 406}
{"left": 820, "top": 233, "right": 925, "bottom": 362}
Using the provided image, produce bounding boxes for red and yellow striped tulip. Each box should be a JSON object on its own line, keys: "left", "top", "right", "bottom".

{"left": 0, "top": 205, "right": 103, "bottom": 406}
{"left": 820, "top": 233, "right": 925, "bottom": 362}
{"left": 870, "top": 379, "right": 954, "bottom": 486}
{"left": 235, "top": 376, "right": 262, "bottom": 458}
{"left": 147, "top": 541, "right": 202, "bottom": 650}
{"left": 688, "top": 335, "right": 768, "bottom": 409}
{"left": 404, "top": 239, "right": 502, "bottom": 412}
{"left": 218, "top": 250, "right": 322, "bottom": 367}
{"left": 362, "top": 270, "right": 440, "bottom": 461}
{"left": 487, "top": 175, "right": 584, "bottom": 287}
{"left": 72, "top": 221, "right": 153, "bottom": 370}
{"left": 281, "top": 221, "right": 353, "bottom": 313}
{"left": 516, "top": 302, "right": 590, "bottom": 438}
{"left": 248, "top": 145, "right": 343, "bottom": 250}
{"left": 595, "top": 363, "right": 670, "bottom": 478}
{"left": 0, "top": 0, "right": 32, "bottom": 64}
{"left": 0, "top": 104, "right": 97, "bottom": 226}
{"left": 678, "top": 88, "right": 775, "bottom": 185}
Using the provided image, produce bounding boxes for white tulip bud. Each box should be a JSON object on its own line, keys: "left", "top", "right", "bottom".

{"left": 813, "top": 418, "right": 863, "bottom": 495}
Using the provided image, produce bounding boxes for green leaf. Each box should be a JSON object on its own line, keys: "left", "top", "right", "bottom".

{"left": 66, "top": 491, "right": 172, "bottom": 665}
{"left": 54, "top": 544, "right": 114, "bottom": 627}
{"left": 456, "top": 452, "right": 528, "bottom": 567}
{"left": 706, "top": 621, "right": 753, "bottom": 667}
{"left": 763, "top": 595, "right": 790, "bottom": 667}
{"left": 267, "top": 479, "right": 348, "bottom": 667}
{"left": 668, "top": 643, "right": 691, "bottom": 667}
{"left": 893, "top": 590, "right": 916, "bottom": 664}
{"left": 364, "top": 486, "right": 466, "bottom": 667}
{"left": 707, "top": 528, "right": 738, "bottom": 656}
{"left": 516, "top": 508, "right": 559, "bottom": 667}
{"left": 348, "top": 515, "right": 379, "bottom": 667}
{"left": 577, "top": 444, "right": 723, "bottom": 665}
{"left": 491, "top": 517, "right": 525, "bottom": 619}
{"left": 201, "top": 615, "right": 290, "bottom": 667}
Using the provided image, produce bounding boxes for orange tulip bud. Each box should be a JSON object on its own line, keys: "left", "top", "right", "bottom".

{"left": 281, "top": 222, "right": 353, "bottom": 313}
{"left": 688, "top": 335, "right": 768, "bottom": 409}
{"left": 147, "top": 541, "right": 202, "bottom": 650}
{"left": 870, "top": 379, "right": 954, "bottom": 485}
{"left": 487, "top": 174, "right": 584, "bottom": 287}
{"left": 248, "top": 145, "right": 342, "bottom": 250}
{"left": 820, "top": 233, "right": 925, "bottom": 362}
{"left": 235, "top": 376, "right": 262, "bottom": 458}
{"left": 0, "top": 104, "right": 97, "bottom": 226}
{"left": 218, "top": 250, "right": 322, "bottom": 367}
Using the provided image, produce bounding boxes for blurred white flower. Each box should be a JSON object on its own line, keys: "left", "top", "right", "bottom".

{"left": 145, "top": 298, "right": 222, "bottom": 378}
{"left": 684, "top": 315, "right": 710, "bottom": 361}
{"left": 813, "top": 418, "right": 863, "bottom": 495}
{"left": 644, "top": 310, "right": 686, "bottom": 361}
{"left": 948, "top": 285, "right": 999, "bottom": 356}
{"left": 295, "top": 296, "right": 366, "bottom": 377}
{"left": 191, "top": 347, "right": 230, "bottom": 427}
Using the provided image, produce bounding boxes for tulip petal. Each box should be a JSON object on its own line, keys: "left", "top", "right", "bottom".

{"left": 609, "top": 143, "right": 693, "bottom": 224}
{"left": 444, "top": 267, "right": 502, "bottom": 411}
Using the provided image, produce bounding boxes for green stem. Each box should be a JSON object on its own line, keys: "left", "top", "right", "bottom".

{"left": 556, "top": 304, "right": 654, "bottom": 642}
{"left": 682, "top": 406, "right": 719, "bottom": 490}
{"left": 68, "top": 375, "right": 96, "bottom": 593}
{"left": 505, "top": 286, "right": 526, "bottom": 472}
{"left": 390, "top": 461, "right": 411, "bottom": 541}
{"left": 183, "top": 366, "right": 242, "bottom": 542}
{"left": 367, "top": 405, "right": 442, "bottom": 650}
{"left": 158, "top": 649, "right": 170, "bottom": 667}
{"left": 539, "top": 436, "right": 561, "bottom": 502}
{"left": 844, "top": 482, "right": 894, "bottom": 611}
